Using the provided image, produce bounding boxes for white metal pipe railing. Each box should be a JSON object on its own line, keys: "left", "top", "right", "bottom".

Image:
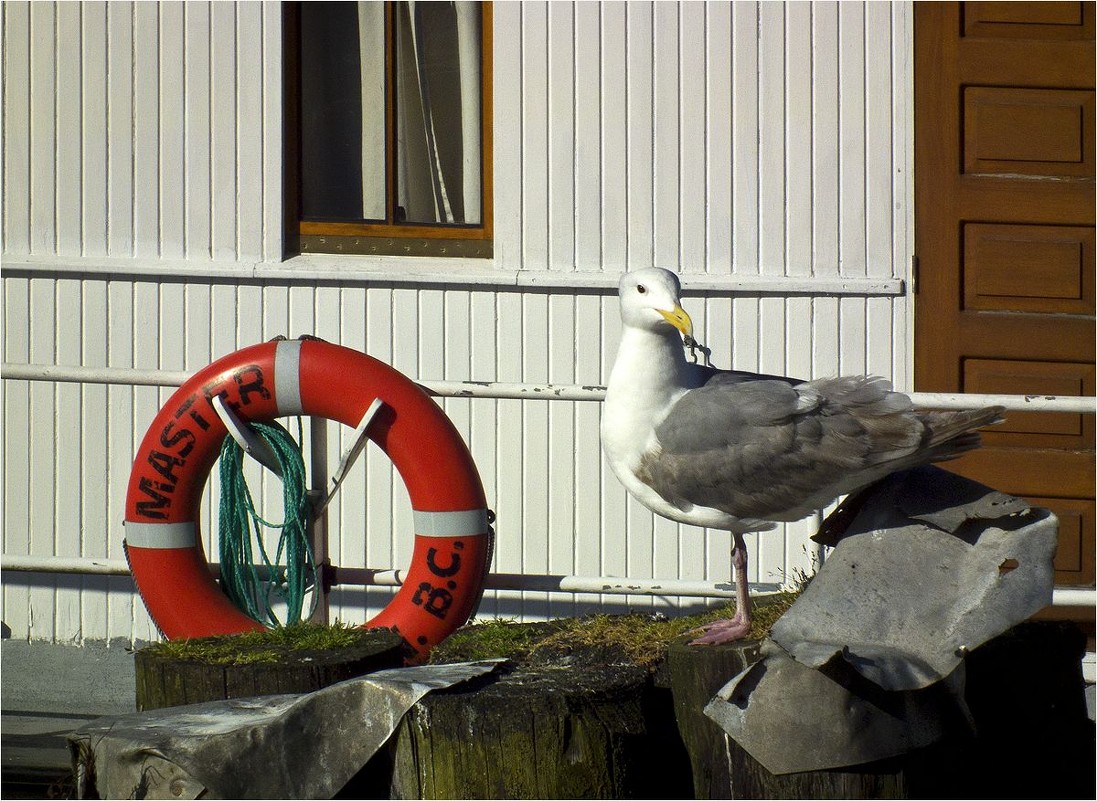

{"left": 2, "top": 362, "right": 1094, "bottom": 609}
{"left": 4, "top": 362, "right": 1097, "bottom": 412}
{"left": 3, "top": 554, "right": 1092, "bottom": 609}
{"left": 0, "top": 554, "right": 781, "bottom": 599}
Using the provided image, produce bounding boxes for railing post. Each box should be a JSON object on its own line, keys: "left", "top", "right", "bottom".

{"left": 308, "top": 416, "right": 331, "bottom": 624}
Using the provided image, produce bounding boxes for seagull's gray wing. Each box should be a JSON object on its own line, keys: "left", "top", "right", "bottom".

{"left": 636, "top": 374, "right": 927, "bottom": 521}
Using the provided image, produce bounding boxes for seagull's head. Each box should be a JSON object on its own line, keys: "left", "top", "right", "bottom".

{"left": 618, "top": 268, "right": 694, "bottom": 341}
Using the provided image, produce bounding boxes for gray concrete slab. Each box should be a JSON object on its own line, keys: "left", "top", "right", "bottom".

{"left": 2, "top": 639, "right": 142, "bottom": 782}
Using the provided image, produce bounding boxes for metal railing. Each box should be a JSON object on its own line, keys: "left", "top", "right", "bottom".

{"left": 3, "top": 361, "right": 1095, "bottom": 608}
{"left": 3, "top": 362, "right": 1097, "bottom": 412}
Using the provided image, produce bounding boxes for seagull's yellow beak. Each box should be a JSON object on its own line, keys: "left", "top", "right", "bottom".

{"left": 658, "top": 304, "right": 694, "bottom": 340}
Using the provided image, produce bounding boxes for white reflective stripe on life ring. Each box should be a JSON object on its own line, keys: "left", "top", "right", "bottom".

{"left": 413, "top": 509, "right": 490, "bottom": 537}
{"left": 274, "top": 338, "right": 304, "bottom": 416}
{"left": 125, "top": 521, "right": 197, "bottom": 549}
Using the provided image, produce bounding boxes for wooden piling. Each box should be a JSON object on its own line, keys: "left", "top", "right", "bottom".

{"left": 383, "top": 662, "right": 693, "bottom": 799}
{"left": 134, "top": 628, "right": 404, "bottom": 711}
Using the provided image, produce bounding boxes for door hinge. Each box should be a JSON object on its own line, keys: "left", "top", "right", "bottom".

{"left": 910, "top": 255, "right": 919, "bottom": 295}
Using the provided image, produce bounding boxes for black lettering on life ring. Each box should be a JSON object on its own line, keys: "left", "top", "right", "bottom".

{"left": 174, "top": 393, "right": 212, "bottom": 431}
{"left": 134, "top": 477, "right": 172, "bottom": 519}
{"left": 426, "top": 545, "right": 461, "bottom": 578}
{"left": 412, "top": 582, "right": 454, "bottom": 620}
{"left": 147, "top": 450, "right": 183, "bottom": 486}
{"left": 159, "top": 421, "right": 197, "bottom": 459}
{"left": 201, "top": 364, "right": 270, "bottom": 416}
{"left": 234, "top": 364, "right": 271, "bottom": 406}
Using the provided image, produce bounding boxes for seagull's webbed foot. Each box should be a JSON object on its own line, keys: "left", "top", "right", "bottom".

{"left": 687, "top": 610, "right": 751, "bottom": 645}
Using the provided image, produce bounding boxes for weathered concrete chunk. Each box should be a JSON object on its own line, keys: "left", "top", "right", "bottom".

{"left": 773, "top": 466, "right": 1057, "bottom": 692}
{"left": 706, "top": 466, "right": 1059, "bottom": 775}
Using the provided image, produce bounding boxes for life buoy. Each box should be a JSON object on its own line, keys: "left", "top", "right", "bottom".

{"left": 124, "top": 338, "right": 492, "bottom": 663}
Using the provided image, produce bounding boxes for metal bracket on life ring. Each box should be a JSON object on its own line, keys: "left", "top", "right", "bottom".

{"left": 123, "top": 338, "right": 493, "bottom": 663}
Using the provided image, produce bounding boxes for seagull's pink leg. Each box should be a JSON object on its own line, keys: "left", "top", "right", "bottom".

{"left": 689, "top": 532, "right": 752, "bottom": 645}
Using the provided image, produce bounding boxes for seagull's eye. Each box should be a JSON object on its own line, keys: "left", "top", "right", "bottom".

{"left": 636, "top": 284, "right": 647, "bottom": 294}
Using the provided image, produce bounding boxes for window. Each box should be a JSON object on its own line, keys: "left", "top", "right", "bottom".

{"left": 286, "top": 2, "right": 492, "bottom": 257}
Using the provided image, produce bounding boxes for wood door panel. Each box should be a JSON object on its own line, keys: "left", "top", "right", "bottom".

{"left": 915, "top": 2, "right": 1095, "bottom": 591}
{"left": 964, "top": 358, "right": 1094, "bottom": 444}
{"left": 956, "top": 314, "right": 1094, "bottom": 362}
{"left": 964, "top": 1, "right": 1095, "bottom": 39}
{"left": 963, "top": 223, "right": 1094, "bottom": 315}
{"left": 963, "top": 88, "right": 1094, "bottom": 177}
{"left": 947, "top": 447, "right": 1095, "bottom": 499}
{"left": 1039, "top": 496, "right": 1093, "bottom": 579}
{"left": 957, "top": 180, "right": 1095, "bottom": 225}
{"left": 959, "top": 39, "right": 1096, "bottom": 87}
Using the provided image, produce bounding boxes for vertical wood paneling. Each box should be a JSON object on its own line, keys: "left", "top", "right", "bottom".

{"left": 56, "top": 3, "right": 82, "bottom": 256}
{"left": 573, "top": 1, "right": 602, "bottom": 270}
{"left": 678, "top": 4, "right": 706, "bottom": 273}
{"left": 3, "top": 278, "right": 32, "bottom": 637}
{"left": 758, "top": 2, "right": 786, "bottom": 275}
{"left": 158, "top": 3, "right": 185, "bottom": 260}
{"left": 3, "top": 2, "right": 31, "bottom": 254}
{"left": 55, "top": 280, "right": 83, "bottom": 639}
{"left": 812, "top": 3, "right": 840, "bottom": 277}
{"left": 547, "top": 294, "right": 577, "bottom": 612}
{"left": 521, "top": 3, "right": 549, "bottom": 271}
{"left": 547, "top": 2, "right": 575, "bottom": 271}
{"left": 625, "top": 2, "right": 653, "bottom": 270}
{"left": 261, "top": 1, "right": 283, "bottom": 263}
{"left": 236, "top": 2, "right": 264, "bottom": 262}
{"left": 29, "top": 2, "right": 56, "bottom": 255}
{"left": 82, "top": 3, "right": 109, "bottom": 258}
{"left": 491, "top": 0, "right": 522, "bottom": 268}
{"left": 600, "top": 2, "right": 627, "bottom": 272}
{"left": 185, "top": 3, "right": 212, "bottom": 260}
{"left": 105, "top": 281, "right": 137, "bottom": 639}
{"left": 866, "top": 2, "right": 894, "bottom": 278}
{"left": 706, "top": 3, "right": 733, "bottom": 273}
{"left": 785, "top": 2, "right": 812, "bottom": 276}
{"left": 1, "top": 2, "right": 914, "bottom": 641}
{"left": 107, "top": 2, "right": 134, "bottom": 258}
{"left": 573, "top": 293, "right": 604, "bottom": 611}
{"left": 28, "top": 278, "right": 57, "bottom": 639}
{"left": 652, "top": 2, "right": 680, "bottom": 268}
{"left": 210, "top": 2, "right": 237, "bottom": 261}
{"left": 522, "top": 294, "right": 550, "bottom": 615}
{"left": 730, "top": 2, "right": 758, "bottom": 275}
{"left": 839, "top": 2, "right": 867, "bottom": 277}
{"left": 495, "top": 293, "right": 524, "bottom": 611}
{"left": 133, "top": 2, "right": 160, "bottom": 259}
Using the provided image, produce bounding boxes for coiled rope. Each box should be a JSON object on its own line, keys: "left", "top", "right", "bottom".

{"left": 217, "top": 420, "right": 318, "bottom": 626}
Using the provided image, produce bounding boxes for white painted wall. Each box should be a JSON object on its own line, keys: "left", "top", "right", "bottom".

{"left": 1, "top": 1, "right": 913, "bottom": 644}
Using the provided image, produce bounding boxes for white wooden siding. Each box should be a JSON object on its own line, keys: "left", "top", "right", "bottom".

{"left": 1, "top": 1, "right": 913, "bottom": 643}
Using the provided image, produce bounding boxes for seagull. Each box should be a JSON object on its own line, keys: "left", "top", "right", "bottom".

{"left": 601, "top": 268, "right": 1005, "bottom": 645}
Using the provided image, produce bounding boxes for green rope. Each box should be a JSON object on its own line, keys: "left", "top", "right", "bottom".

{"left": 217, "top": 419, "right": 317, "bottom": 627}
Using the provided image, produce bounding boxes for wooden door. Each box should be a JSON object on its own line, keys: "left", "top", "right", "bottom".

{"left": 914, "top": 2, "right": 1096, "bottom": 588}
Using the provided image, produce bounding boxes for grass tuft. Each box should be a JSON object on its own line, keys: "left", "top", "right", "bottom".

{"left": 144, "top": 621, "right": 385, "bottom": 666}
{"left": 430, "top": 585, "right": 807, "bottom": 668}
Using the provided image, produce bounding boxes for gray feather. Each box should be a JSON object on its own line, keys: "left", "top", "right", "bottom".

{"left": 638, "top": 372, "right": 1005, "bottom": 521}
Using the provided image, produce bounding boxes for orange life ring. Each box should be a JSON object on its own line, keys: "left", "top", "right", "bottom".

{"left": 124, "top": 338, "right": 492, "bottom": 663}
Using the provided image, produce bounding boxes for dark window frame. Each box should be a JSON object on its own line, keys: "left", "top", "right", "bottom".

{"left": 283, "top": 1, "right": 494, "bottom": 258}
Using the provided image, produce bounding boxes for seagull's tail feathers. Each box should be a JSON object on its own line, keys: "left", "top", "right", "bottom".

{"left": 808, "top": 405, "right": 1006, "bottom": 531}
{"left": 917, "top": 405, "right": 1006, "bottom": 463}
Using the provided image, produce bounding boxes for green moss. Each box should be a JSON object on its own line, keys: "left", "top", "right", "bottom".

{"left": 430, "top": 588, "right": 805, "bottom": 668}
{"left": 144, "top": 621, "right": 388, "bottom": 666}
